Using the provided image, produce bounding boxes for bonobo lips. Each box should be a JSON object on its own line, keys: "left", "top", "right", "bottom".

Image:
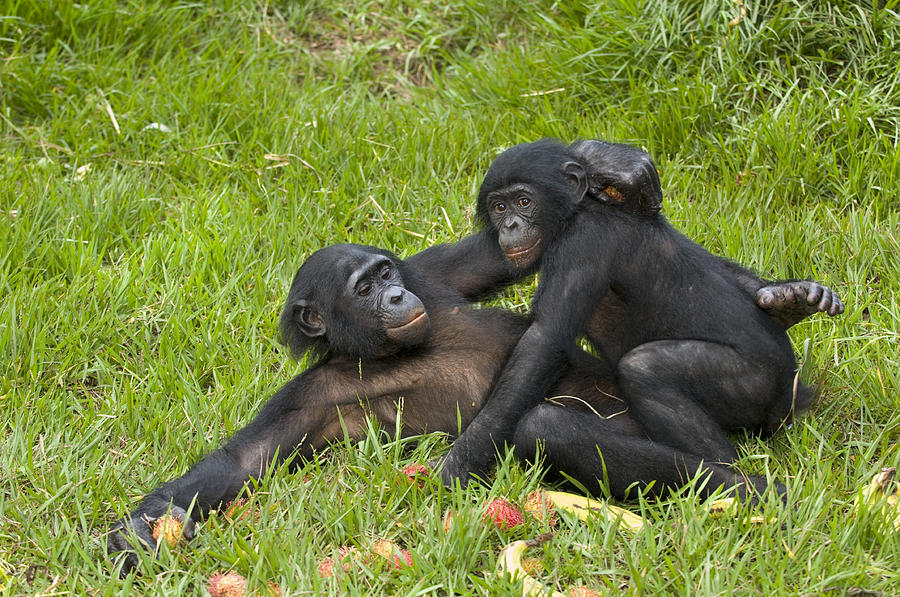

{"left": 504, "top": 238, "right": 542, "bottom": 268}
{"left": 385, "top": 308, "right": 430, "bottom": 344}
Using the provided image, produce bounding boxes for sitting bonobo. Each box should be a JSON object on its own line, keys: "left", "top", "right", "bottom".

{"left": 107, "top": 240, "right": 841, "bottom": 575}
{"left": 440, "top": 139, "right": 844, "bottom": 489}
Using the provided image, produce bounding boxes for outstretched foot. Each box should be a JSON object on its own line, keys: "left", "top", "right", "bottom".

{"left": 757, "top": 281, "right": 844, "bottom": 329}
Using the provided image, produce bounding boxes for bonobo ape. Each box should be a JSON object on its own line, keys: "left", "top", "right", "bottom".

{"left": 440, "top": 139, "right": 844, "bottom": 487}
{"left": 106, "top": 240, "right": 838, "bottom": 575}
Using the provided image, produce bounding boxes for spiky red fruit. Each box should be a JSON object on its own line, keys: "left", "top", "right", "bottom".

{"left": 401, "top": 463, "right": 429, "bottom": 487}
{"left": 317, "top": 546, "right": 360, "bottom": 577}
{"left": 151, "top": 514, "right": 183, "bottom": 548}
{"left": 223, "top": 498, "right": 257, "bottom": 523}
{"left": 483, "top": 497, "right": 525, "bottom": 530}
{"left": 316, "top": 557, "right": 336, "bottom": 578}
{"left": 207, "top": 571, "right": 248, "bottom": 597}
{"left": 523, "top": 490, "right": 558, "bottom": 528}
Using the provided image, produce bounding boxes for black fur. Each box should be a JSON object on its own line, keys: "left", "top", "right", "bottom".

{"left": 106, "top": 142, "right": 842, "bottom": 576}
{"left": 441, "top": 139, "right": 842, "bottom": 488}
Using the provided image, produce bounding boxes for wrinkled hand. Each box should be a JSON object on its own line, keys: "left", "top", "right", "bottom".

{"left": 757, "top": 281, "right": 845, "bottom": 329}
{"left": 570, "top": 139, "right": 663, "bottom": 215}
{"left": 107, "top": 503, "right": 195, "bottom": 577}
{"left": 438, "top": 449, "right": 473, "bottom": 489}
{"left": 437, "top": 430, "right": 497, "bottom": 489}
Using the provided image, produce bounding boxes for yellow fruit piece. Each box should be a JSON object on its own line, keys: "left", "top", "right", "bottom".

{"left": 856, "top": 467, "right": 900, "bottom": 532}
{"left": 497, "top": 534, "right": 565, "bottom": 597}
{"left": 707, "top": 497, "right": 776, "bottom": 525}
{"left": 544, "top": 491, "right": 644, "bottom": 532}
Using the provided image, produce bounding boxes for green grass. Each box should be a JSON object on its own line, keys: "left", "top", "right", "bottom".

{"left": 2, "top": 0, "right": 899, "bottom": 594}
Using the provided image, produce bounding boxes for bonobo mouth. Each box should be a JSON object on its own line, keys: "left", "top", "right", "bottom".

{"left": 504, "top": 238, "right": 542, "bottom": 268}
{"left": 385, "top": 308, "right": 430, "bottom": 344}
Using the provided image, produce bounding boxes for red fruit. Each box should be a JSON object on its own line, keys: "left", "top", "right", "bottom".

{"left": 207, "top": 571, "right": 248, "bottom": 597}
{"left": 223, "top": 498, "right": 257, "bottom": 522}
{"left": 151, "top": 514, "right": 184, "bottom": 548}
{"left": 483, "top": 497, "right": 525, "bottom": 530}
{"left": 394, "top": 549, "right": 413, "bottom": 569}
{"left": 523, "top": 490, "right": 558, "bottom": 528}
{"left": 316, "top": 557, "right": 336, "bottom": 578}
{"left": 317, "top": 546, "right": 360, "bottom": 577}
{"left": 402, "top": 463, "right": 429, "bottom": 485}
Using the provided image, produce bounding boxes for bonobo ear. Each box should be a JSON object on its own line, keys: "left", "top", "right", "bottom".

{"left": 292, "top": 300, "right": 326, "bottom": 338}
{"left": 563, "top": 161, "right": 588, "bottom": 203}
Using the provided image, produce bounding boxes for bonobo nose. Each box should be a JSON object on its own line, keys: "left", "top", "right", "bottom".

{"left": 388, "top": 288, "right": 403, "bottom": 303}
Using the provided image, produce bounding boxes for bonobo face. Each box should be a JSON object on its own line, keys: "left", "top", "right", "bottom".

{"left": 486, "top": 182, "right": 544, "bottom": 269}
{"left": 281, "top": 244, "right": 432, "bottom": 360}
{"left": 477, "top": 140, "right": 589, "bottom": 272}
{"left": 343, "top": 251, "right": 431, "bottom": 346}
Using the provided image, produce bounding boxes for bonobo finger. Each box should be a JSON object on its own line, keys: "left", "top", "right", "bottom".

{"left": 828, "top": 294, "right": 845, "bottom": 316}
{"left": 805, "top": 283, "right": 823, "bottom": 305}
{"left": 108, "top": 517, "right": 153, "bottom": 577}
{"left": 822, "top": 289, "right": 845, "bottom": 316}
{"left": 779, "top": 285, "right": 795, "bottom": 304}
{"left": 166, "top": 505, "right": 197, "bottom": 541}
{"left": 757, "top": 288, "right": 776, "bottom": 308}
{"left": 789, "top": 283, "right": 808, "bottom": 302}
{"left": 438, "top": 451, "right": 475, "bottom": 489}
{"left": 815, "top": 286, "right": 832, "bottom": 310}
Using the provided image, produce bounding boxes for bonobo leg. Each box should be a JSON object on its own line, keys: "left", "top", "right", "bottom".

{"left": 615, "top": 340, "right": 796, "bottom": 463}
{"left": 512, "top": 402, "right": 772, "bottom": 500}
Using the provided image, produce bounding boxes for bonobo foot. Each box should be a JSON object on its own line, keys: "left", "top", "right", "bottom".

{"left": 107, "top": 502, "right": 196, "bottom": 577}
{"left": 757, "top": 281, "right": 844, "bottom": 329}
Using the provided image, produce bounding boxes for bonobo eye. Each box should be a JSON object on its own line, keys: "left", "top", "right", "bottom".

{"left": 380, "top": 264, "right": 392, "bottom": 279}
{"left": 494, "top": 201, "right": 507, "bottom": 213}
{"left": 358, "top": 283, "right": 372, "bottom": 296}
{"left": 517, "top": 197, "right": 530, "bottom": 208}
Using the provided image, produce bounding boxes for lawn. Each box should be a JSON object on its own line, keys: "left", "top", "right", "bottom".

{"left": 1, "top": 0, "right": 899, "bottom": 595}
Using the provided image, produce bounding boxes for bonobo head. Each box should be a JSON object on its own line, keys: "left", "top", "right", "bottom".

{"left": 477, "top": 139, "right": 588, "bottom": 270}
{"left": 280, "top": 244, "right": 431, "bottom": 360}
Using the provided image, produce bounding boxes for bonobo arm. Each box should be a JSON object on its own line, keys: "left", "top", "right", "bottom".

{"left": 406, "top": 232, "right": 520, "bottom": 300}
{"left": 571, "top": 139, "right": 845, "bottom": 327}
{"left": 719, "top": 260, "right": 845, "bottom": 328}
{"left": 107, "top": 371, "right": 343, "bottom": 576}
{"left": 440, "top": 239, "right": 607, "bottom": 485}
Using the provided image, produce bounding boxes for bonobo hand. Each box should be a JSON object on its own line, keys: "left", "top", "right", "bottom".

{"left": 569, "top": 139, "right": 663, "bottom": 215}
{"left": 439, "top": 449, "right": 475, "bottom": 489}
{"left": 757, "top": 281, "right": 845, "bottom": 329}
{"left": 107, "top": 499, "right": 196, "bottom": 577}
{"left": 438, "top": 421, "right": 499, "bottom": 488}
